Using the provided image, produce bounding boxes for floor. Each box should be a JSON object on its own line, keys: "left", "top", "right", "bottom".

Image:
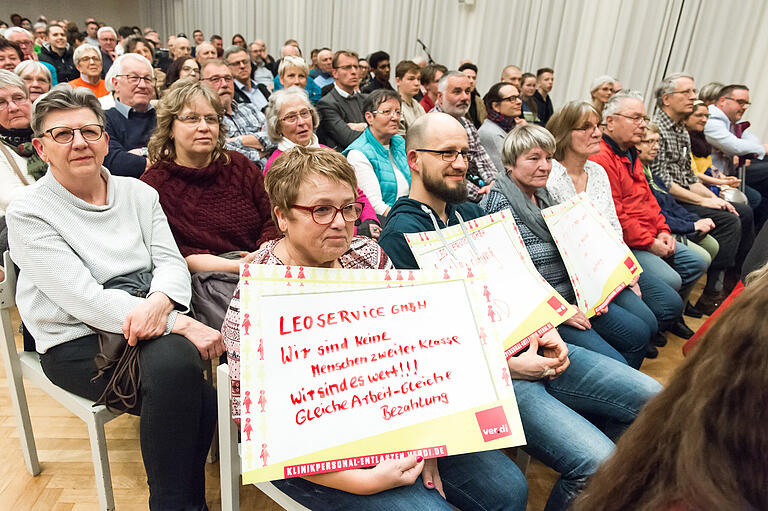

{"left": 0, "top": 297, "right": 704, "bottom": 510}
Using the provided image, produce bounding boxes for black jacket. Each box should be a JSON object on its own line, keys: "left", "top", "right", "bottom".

{"left": 316, "top": 87, "right": 368, "bottom": 151}
{"left": 233, "top": 82, "right": 271, "bottom": 112}
{"left": 38, "top": 44, "right": 78, "bottom": 82}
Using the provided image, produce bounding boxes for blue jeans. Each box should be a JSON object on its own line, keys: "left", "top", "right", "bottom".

{"left": 636, "top": 270, "right": 684, "bottom": 326}
{"left": 589, "top": 289, "right": 652, "bottom": 369}
{"left": 513, "top": 343, "right": 661, "bottom": 511}
{"left": 557, "top": 325, "right": 625, "bottom": 364}
{"left": 633, "top": 244, "right": 708, "bottom": 297}
{"left": 272, "top": 450, "right": 528, "bottom": 510}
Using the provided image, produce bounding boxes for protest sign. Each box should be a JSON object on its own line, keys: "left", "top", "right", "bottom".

{"left": 405, "top": 209, "right": 576, "bottom": 358}
{"left": 542, "top": 193, "right": 642, "bottom": 316}
{"left": 238, "top": 266, "right": 524, "bottom": 483}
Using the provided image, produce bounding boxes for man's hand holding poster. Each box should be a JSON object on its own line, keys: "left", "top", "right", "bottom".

{"left": 238, "top": 265, "right": 524, "bottom": 484}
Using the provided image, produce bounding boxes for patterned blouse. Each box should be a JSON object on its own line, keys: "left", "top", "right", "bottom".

{"left": 221, "top": 236, "right": 393, "bottom": 421}
{"left": 546, "top": 159, "right": 623, "bottom": 236}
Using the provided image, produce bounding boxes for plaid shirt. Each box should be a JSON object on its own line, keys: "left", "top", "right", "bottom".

{"left": 431, "top": 104, "right": 496, "bottom": 202}
{"left": 650, "top": 108, "right": 697, "bottom": 188}
{"left": 223, "top": 101, "right": 275, "bottom": 170}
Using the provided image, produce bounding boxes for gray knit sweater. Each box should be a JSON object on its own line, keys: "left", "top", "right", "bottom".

{"left": 6, "top": 168, "right": 191, "bottom": 353}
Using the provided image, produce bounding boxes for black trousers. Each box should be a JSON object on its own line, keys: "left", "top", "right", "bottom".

{"left": 743, "top": 159, "right": 768, "bottom": 227}
{"left": 681, "top": 200, "right": 754, "bottom": 273}
{"left": 41, "top": 334, "right": 216, "bottom": 511}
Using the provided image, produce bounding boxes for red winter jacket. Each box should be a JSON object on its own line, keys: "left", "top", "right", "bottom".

{"left": 589, "top": 136, "right": 670, "bottom": 250}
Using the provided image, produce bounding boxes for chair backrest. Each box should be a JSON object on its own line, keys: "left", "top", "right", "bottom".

{"left": 1, "top": 251, "right": 17, "bottom": 311}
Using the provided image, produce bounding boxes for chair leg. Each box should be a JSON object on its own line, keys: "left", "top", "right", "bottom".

{"left": 218, "top": 365, "right": 239, "bottom": 511}
{"left": 87, "top": 415, "right": 116, "bottom": 511}
{"left": 0, "top": 308, "right": 40, "bottom": 476}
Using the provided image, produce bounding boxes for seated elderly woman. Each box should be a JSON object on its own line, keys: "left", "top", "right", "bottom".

{"left": 0, "top": 71, "right": 46, "bottom": 214}
{"left": 478, "top": 81, "right": 526, "bottom": 173}
{"left": 6, "top": 86, "right": 224, "bottom": 509}
{"left": 14, "top": 60, "right": 52, "bottom": 102}
{"left": 221, "top": 145, "right": 529, "bottom": 511}
{"left": 343, "top": 89, "right": 410, "bottom": 217}
{"left": 589, "top": 75, "right": 615, "bottom": 119}
{"left": 264, "top": 87, "right": 379, "bottom": 236}
{"left": 141, "top": 79, "right": 278, "bottom": 274}
{"left": 68, "top": 44, "right": 109, "bottom": 97}
{"left": 274, "top": 55, "right": 322, "bottom": 103}
{"left": 485, "top": 123, "right": 652, "bottom": 369}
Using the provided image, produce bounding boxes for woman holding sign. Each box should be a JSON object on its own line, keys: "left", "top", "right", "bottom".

{"left": 221, "top": 146, "right": 528, "bottom": 510}
{"left": 485, "top": 123, "right": 652, "bottom": 368}
{"left": 484, "top": 123, "right": 661, "bottom": 511}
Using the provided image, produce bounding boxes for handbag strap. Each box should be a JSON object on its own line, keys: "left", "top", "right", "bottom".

{"left": 0, "top": 142, "right": 30, "bottom": 186}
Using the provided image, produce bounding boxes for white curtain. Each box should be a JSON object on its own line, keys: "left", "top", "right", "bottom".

{"left": 140, "top": 0, "right": 768, "bottom": 139}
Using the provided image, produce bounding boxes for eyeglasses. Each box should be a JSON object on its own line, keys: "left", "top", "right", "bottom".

{"left": 573, "top": 122, "right": 601, "bottom": 132}
{"left": 372, "top": 108, "right": 401, "bottom": 118}
{"left": 175, "top": 113, "right": 221, "bottom": 125}
{"left": 499, "top": 95, "right": 521, "bottom": 103}
{"left": 181, "top": 66, "right": 200, "bottom": 74}
{"left": 335, "top": 64, "right": 360, "bottom": 71}
{"left": 116, "top": 74, "right": 153, "bottom": 86}
{"left": 414, "top": 148, "right": 470, "bottom": 162}
{"left": 227, "top": 59, "right": 249, "bottom": 67}
{"left": 42, "top": 124, "right": 105, "bottom": 144}
{"left": 613, "top": 113, "right": 650, "bottom": 125}
{"left": 0, "top": 93, "right": 29, "bottom": 111}
{"left": 280, "top": 108, "right": 312, "bottom": 124}
{"left": 669, "top": 88, "right": 697, "bottom": 96}
{"left": 291, "top": 202, "right": 364, "bottom": 225}
{"left": 724, "top": 97, "right": 751, "bottom": 107}
{"left": 203, "top": 75, "right": 234, "bottom": 84}
{"left": 78, "top": 55, "right": 101, "bottom": 63}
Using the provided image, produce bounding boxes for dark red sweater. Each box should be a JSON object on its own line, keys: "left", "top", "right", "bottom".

{"left": 141, "top": 151, "right": 279, "bottom": 257}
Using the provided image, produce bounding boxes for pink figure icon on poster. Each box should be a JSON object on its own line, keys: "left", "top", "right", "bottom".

{"left": 396, "top": 270, "right": 403, "bottom": 281}
{"left": 242, "top": 264, "right": 251, "bottom": 277}
{"left": 443, "top": 269, "right": 450, "bottom": 280}
{"left": 258, "top": 389, "right": 267, "bottom": 412}
{"left": 242, "top": 313, "right": 251, "bottom": 335}
{"left": 466, "top": 267, "right": 474, "bottom": 278}
{"left": 257, "top": 338, "right": 264, "bottom": 360}
{"left": 408, "top": 270, "right": 415, "bottom": 281}
{"left": 384, "top": 270, "right": 391, "bottom": 281}
{"left": 243, "top": 418, "right": 253, "bottom": 441}
{"left": 501, "top": 368, "right": 511, "bottom": 387}
{"left": 284, "top": 266, "right": 292, "bottom": 278}
{"left": 260, "top": 443, "right": 269, "bottom": 466}
{"left": 487, "top": 305, "right": 498, "bottom": 322}
{"left": 298, "top": 267, "right": 305, "bottom": 279}
{"left": 242, "top": 391, "right": 252, "bottom": 414}
{"left": 483, "top": 285, "right": 492, "bottom": 303}
{"left": 479, "top": 327, "right": 488, "bottom": 345}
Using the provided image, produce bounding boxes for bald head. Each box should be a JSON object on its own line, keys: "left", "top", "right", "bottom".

{"left": 173, "top": 37, "right": 191, "bottom": 59}
{"left": 195, "top": 41, "right": 217, "bottom": 64}
{"left": 501, "top": 65, "right": 522, "bottom": 88}
{"left": 282, "top": 44, "right": 300, "bottom": 57}
{"left": 407, "top": 112, "right": 467, "bottom": 152}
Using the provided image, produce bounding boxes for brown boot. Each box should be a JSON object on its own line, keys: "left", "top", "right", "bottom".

{"left": 694, "top": 290, "right": 728, "bottom": 316}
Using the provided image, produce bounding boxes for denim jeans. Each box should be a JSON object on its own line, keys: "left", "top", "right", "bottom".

{"left": 513, "top": 343, "right": 661, "bottom": 511}
{"left": 272, "top": 450, "right": 528, "bottom": 510}
{"left": 40, "top": 334, "right": 217, "bottom": 511}
{"left": 636, "top": 270, "right": 684, "bottom": 326}
{"left": 633, "top": 244, "right": 709, "bottom": 300}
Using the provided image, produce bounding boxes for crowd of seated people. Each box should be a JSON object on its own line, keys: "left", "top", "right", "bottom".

{"left": 1, "top": 14, "right": 765, "bottom": 510}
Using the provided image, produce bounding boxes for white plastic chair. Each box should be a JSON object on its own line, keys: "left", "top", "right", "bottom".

{"left": 0, "top": 251, "right": 121, "bottom": 510}
{"left": 217, "top": 363, "right": 309, "bottom": 511}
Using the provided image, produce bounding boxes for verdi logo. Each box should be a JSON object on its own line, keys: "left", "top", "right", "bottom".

{"left": 475, "top": 406, "right": 512, "bottom": 442}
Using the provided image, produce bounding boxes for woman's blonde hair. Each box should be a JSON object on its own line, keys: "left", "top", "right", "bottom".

{"left": 147, "top": 78, "right": 229, "bottom": 164}
{"left": 545, "top": 100, "right": 600, "bottom": 161}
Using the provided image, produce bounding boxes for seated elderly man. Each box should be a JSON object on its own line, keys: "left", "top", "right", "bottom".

{"left": 201, "top": 59, "right": 274, "bottom": 169}
{"left": 651, "top": 73, "right": 754, "bottom": 312}
{"left": 97, "top": 26, "right": 118, "bottom": 78}
{"left": 224, "top": 45, "right": 270, "bottom": 111}
{"left": 316, "top": 50, "right": 368, "bottom": 151}
{"left": 194, "top": 41, "right": 217, "bottom": 67}
{"left": 4, "top": 27, "right": 58, "bottom": 84}
{"left": 430, "top": 70, "right": 495, "bottom": 202}
{"left": 103, "top": 54, "right": 156, "bottom": 177}
{"left": 310, "top": 47, "right": 334, "bottom": 88}
{"left": 705, "top": 84, "right": 768, "bottom": 226}
{"left": 248, "top": 39, "right": 275, "bottom": 87}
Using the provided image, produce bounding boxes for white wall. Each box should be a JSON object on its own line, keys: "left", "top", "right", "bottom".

{"left": 3, "top": 0, "right": 141, "bottom": 29}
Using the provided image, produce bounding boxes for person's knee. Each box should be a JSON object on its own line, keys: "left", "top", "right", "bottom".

{"left": 140, "top": 334, "right": 203, "bottom": 387}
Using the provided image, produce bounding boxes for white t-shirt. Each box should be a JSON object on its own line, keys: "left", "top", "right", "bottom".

{"left": 347, "top": 146, "right": 409, "bottom": 215}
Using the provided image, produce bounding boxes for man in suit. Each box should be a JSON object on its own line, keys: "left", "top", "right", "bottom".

{"left": 316, "top": 50, "right": 367, "bottom": 151}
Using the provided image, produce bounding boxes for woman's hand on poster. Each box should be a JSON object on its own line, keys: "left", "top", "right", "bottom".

{"left": 421, "top": 458, "right": 445, "bottom": 498}
{"left": 564, "top": 309, "right": 591, "bottom": 330}
{"left": 369, "top": 455, "right": 425, "bottom": 493}
{"left": 507, "top": 334, "right": 568, "bottom": 381}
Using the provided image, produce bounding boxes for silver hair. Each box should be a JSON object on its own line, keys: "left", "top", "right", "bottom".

{"left": 603, "top": 90, "right": 645, "bottom": 122}
{"left": 264, "top": 86, "right": 319, "bottom": 141}
{"left": 14, "top": 60, "right": 52, "bottom": 84}
{"left": 437, "top": 70, "right": 466, "bottom": 93}
{"left": 31, "top": 84, "right": 106, "bottom": 137}
{"left": 32, "top": 22, "right": 47, "bottom": 31}
{"left": 4, "top": 26, "right": 33, "bottom": 39}
{"left": 72, "top": 43, "right": 101, "bottom": 65}
{"left": 222, "top": 45, "right": 247, "bottom": 62}
{"left": 590, "top": 74, "right": 616, "bottom": 93}
{"left": 501, "top": 124, "right": 556, "bottom": 168}
{"left": 699, "top": 82, "right": 724, "bottom": 104}
{"left": 655, "top": 72, "right": 694, "bottom": 108}
{"left": 104, "top": 53, "right": 154, "bottom": 92}
{"left": 411, "top": 56, "right": 427, "bottom": 66}
{"left": 0, "top": 69, "right": 28, "bottom": 96}
{"left": 97, "top": 26, "right": 117, "bottom": 39}
{"left": 278, "top": 55, "right": 308, "bottom": 77}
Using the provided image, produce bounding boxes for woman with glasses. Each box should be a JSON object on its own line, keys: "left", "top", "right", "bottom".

{"left": 164, "top": 56, "right": 200, "bottom": 90}
{"left": 263, "top": 87, "right": 379, "bottom": 236}
{"left": 0, "top": 70, "right": 45, "bottom": 216}
{"left": 14, "top": 60, "right": 52, "bottom": 103}
{"left": 343, "top": 89, "right": 410, "bottom": 217}
{"left": 141, "top": 79, "right": 278, "bottom": 274}
{"left": 544, "top": 101, "right": 657, "bottom": 366}
{"left": 68, "top": 44, "right": 109, "bottom": 98}
{"left": 478, "top": 81, "right": 527, "bottom": 173}
{"left": 5, "top": 85, "right": 224, "bottom": 510}
{"left": 221, "top": 146, "right": 529, "bottom": 510}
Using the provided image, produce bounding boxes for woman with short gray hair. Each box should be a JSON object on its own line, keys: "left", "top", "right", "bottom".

{"left": 68, "top": 43, "right": 108, "bottom": 97}
{"left": 6, "top": 84, "right": 224, "bottom": 509}
{"left": 14, "top": 60, "right": 51, "bottom": 103}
